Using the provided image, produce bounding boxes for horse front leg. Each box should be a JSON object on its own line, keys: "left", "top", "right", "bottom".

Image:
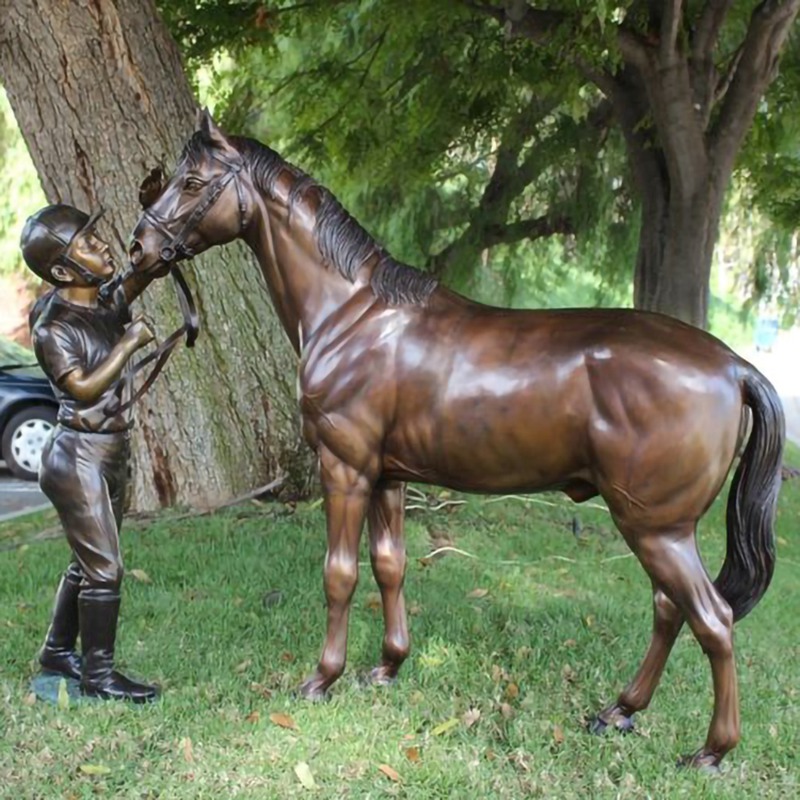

{"left": 367, "top": 481, "right": 409, "bottom": 685}
{"left": 299, "top": 447, "right": 372, "bottom": 701}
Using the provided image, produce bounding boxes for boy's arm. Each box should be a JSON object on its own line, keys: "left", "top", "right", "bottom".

{"left": 61, "top": 319, "right": 154, "bottom": 403}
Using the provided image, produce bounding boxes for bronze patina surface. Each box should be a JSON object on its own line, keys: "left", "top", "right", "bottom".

{"left": 22, "top": 204, "right": 161, "bottom": 703}
{"left": 130, "top": 112, "right": 785, "bottom": 767}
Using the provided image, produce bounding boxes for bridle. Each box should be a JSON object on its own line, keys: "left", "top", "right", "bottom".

{"left": 141, "top": 151, "right": 247, "bottom": 264}
{"left": 100, "top": 150, "right": 247, "bottom": 417}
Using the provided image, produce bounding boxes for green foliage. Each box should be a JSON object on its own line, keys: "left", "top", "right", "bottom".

{"left": 0, "top": 88, "right": 45, "bottom": 279}
{"left": 737, "top": 32, "right": 800, "bottom": 317}
{"left": 2, "top": 459, "right": 800, "bottom": 796}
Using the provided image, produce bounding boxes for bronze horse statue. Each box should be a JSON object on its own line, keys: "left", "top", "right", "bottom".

{"left": 128, "top": 111, "right": 784, "bottom": 769}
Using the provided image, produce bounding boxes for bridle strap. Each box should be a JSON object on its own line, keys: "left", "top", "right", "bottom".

{"left": 148, "top": 154, "right": 246, "bottom": 263}
{"left": 56, "top": 253, "right": 108, "bottom": 287}
{"left": 102, "top": 264, "right": 198, "bottom": 417}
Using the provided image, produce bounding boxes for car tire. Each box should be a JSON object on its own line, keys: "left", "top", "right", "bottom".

{"left": 2, "top": 405, "right": 57, "bottom": 481}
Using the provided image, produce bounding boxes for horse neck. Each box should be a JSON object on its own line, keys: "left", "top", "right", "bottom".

{"left": 244, "top": 187, "right": 368, "bottom": 354}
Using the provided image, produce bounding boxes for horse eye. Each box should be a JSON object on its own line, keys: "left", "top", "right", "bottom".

{"left": 185, "top": 177, "right": 205, "bottom": 191}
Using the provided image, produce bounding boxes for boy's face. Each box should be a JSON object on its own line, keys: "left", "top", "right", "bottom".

{"left": 60, "top": 230, "right": 116, "bottom": 285}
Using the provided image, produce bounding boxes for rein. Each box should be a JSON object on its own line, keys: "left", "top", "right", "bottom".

{"left": 101, "top": 264, "right": 199, "bottom": 417}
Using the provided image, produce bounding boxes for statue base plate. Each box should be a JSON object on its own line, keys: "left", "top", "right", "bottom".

{"left": 30, "top": 672, "right": 90, "bottom": 706}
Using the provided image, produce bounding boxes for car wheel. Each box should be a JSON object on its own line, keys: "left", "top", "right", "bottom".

{"left": 2, "top": 405, "right": 57, "bottom": 481}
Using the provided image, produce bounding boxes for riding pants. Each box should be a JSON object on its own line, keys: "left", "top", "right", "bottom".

{"left": 39, "top": 424, "right": 129, "bottom": 589}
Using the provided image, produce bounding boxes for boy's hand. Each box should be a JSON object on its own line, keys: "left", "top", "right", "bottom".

{"left": 125, "top": 317, "right": 155, "bottom": 349}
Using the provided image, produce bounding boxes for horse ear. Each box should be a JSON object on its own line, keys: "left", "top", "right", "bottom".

{"left": 198, "top": 107, "right": 228, "bottom": 149}
{"left": 139, "top": 166, "right": 165, "bottom": 210}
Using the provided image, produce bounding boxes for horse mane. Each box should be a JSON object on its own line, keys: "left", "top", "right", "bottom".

{"left": 181, "top": 132, "right": 438, "bottom": 306}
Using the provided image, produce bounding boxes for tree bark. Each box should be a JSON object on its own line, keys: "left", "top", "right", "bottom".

{"left": 0, "top": 0, "right": 311, "bottom": 510}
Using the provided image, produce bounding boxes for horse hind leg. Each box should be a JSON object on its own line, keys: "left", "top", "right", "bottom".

{"left": 590, "top": 586, "right": 683, "bottom": 734}
{"left": 608, "top": 525, "right": 740, "bottom": 769}
{"left": 366, "top": 481, "right": 410, "bottom": 685}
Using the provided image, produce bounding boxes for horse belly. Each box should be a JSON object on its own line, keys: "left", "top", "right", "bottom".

{"left": 383, "top": 391, "right": 590, "bottom": 493}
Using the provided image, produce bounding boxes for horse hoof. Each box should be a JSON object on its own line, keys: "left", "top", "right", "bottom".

{"left": 587, "top": 708, "right": 635, "bottom": 735}
{"left": 676, "top": 750, "right": 722, "bottom": 773}
{"left": 368, "top": 665, "right": 399, "bottom": 687}
{"left": 297, "top": 675, "right": 331, "bottom": 702}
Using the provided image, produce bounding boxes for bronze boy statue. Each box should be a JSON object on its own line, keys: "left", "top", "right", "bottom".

{"left": 21, "top": 204, "right": 159, "bottom": 703}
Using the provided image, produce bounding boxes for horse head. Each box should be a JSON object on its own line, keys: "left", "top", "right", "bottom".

{"left": 129, "top": 109, "right": 249, "bottom": 276}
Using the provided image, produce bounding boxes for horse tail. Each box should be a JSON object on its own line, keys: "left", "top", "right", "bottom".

{"left": 715, "top": 363, "right": 785, "bottom": 621}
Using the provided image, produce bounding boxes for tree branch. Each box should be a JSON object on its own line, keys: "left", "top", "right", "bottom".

{"left": 710, "top": 0, "right": 800, "bottom": 183}
{"left": 713, "top": 44, "right": 744, "bottom": 105}
{"left": 660, "top": 0, "right": 684, "bottom": 59}
{"left": 485, "top": 214, "right": 573, "bottom": 245}
{"left": 692, "top": 0, "right": 735, "bottom": 61}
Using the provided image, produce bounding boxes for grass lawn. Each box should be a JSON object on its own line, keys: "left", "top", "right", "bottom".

{"left": 1, "top": 449, "right": 799, "bottom": 799}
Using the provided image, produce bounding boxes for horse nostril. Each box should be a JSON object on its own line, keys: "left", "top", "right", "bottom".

{"left": 129, "top": 240, "right": 143, "bottom": 265}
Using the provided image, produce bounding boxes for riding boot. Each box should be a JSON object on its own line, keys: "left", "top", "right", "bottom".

{"left": 39, "top": 563, "right": 83, "bottom": 680}
{"left": 78, "top": 587, "right": 159, "bottom": 703}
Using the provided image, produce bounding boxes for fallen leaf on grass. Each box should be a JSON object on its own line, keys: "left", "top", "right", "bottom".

{"left": 404, "top": 747, "right": 420, "bottom": 763}
{"left": 499, "top": 703, "right": 514, "bottom": 720}
{"left": 79, "top": 764, "right": 111, "bottom": 776}
{"left": 245, "top": 710, "right": 260, "bottom": 724}
{"left": 235, "top": 659, "right": 253, "bottom": 673}
{"left": 467, "top": 588, "right": 489, "bottom": 599}
{"left": 294, "top": 761, "right": 315, "bottom": 789}
{"left": 504, "top": 682, "right": 519, "bottom": 701}
{"left": 509, "top": 751, "right": 531, "bottom": 772}
{"left": 129, "top": 568, "right": 152, "bottom": 584}
{"left": 378, "top": 763, "right": 401, "bottom": 782}
{"left": 180, "top": 737, "right": 194, "bottom": 763}
{"left": 22, "top": 692, "right": 36, "bottom": 707}
{"left": 408, "top": 603, "right": 423, "bottom": 616}
{"left": 462, "top": 708, "right": 481, "bottom": 728}
{"left": 365, "top": 592, "right": 382, "bottom": 611}
{"left": 57, "top": 678, "right": 69, "bottom": 710}
{"left": 491, "top": 664, "right": 511, "bottom": 683}
{"left": 270, "top": 712, "right": 298, "bottom": 730}
{"left": 553, "top": 725, "right": 565, "bottom": 744}
{"left": 431, "top": 717, "right": 459, "bottom": 736}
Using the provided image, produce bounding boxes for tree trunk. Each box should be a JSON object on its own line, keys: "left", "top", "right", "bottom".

{"left": 634, "top": 185, "right": 722, "bottom": 328}
{"left": 0, "top": 0, "right": 312, "bottom": 510}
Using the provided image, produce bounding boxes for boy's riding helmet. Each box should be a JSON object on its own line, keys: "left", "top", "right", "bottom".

{"left": 20, "top": 204, "right": 106, "bottom": 287}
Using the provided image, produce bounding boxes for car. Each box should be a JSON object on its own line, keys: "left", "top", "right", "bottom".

{"left": 0, "top": 337, "right": 57, "bottom": 481}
